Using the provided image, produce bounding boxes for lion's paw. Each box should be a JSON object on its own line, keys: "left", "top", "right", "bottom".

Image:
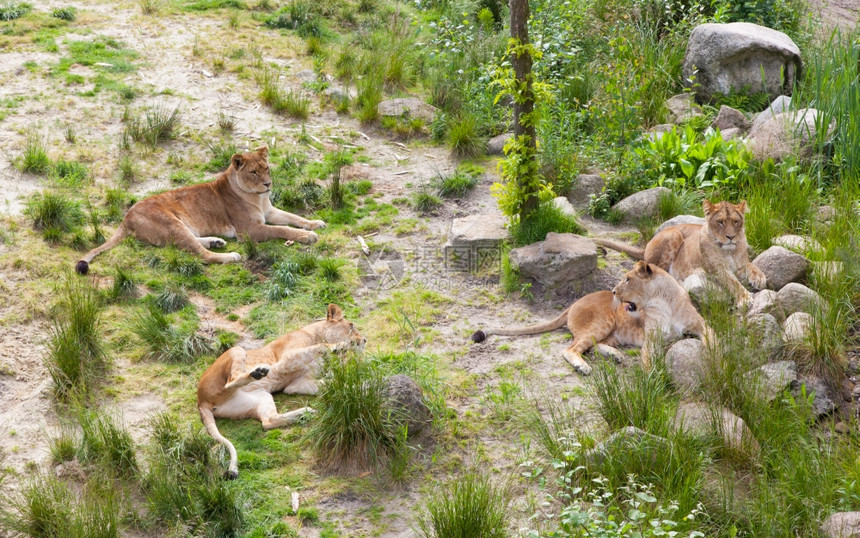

{"left": 748, "top": 267, "right": 767, "bottom": 290}
{"left": 210, "top": 238, "right": 227, "bottom": 249}
{"left": 227, "top": 252, "right": 242, "bottom": 263}
{"left": 309, "top": 220, "right": 327, "bottom": 230}
{"left": 249, "top": 366, "right": 270, "bottom": 380}
{"left": 303, "top": 232, "right": 319, "bottom": 245}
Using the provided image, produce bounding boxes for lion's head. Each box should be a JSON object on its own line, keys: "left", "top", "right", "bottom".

{"left": 612, "top": 261, "right": 674, "bottom": 315}
{"left": 703, "top": 200, "right": 747, "bottom": 251}
{"left": 315, "top": 304, "right": 367, "bottom": 351}
{"left": 228, "top": 146, "right": 272, "bottom": 195}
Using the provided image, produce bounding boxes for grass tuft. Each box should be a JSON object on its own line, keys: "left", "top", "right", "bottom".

{"left": 131, "top": 303, "right": 215, "bottom": 363}
{"left": 412, "top": 191, "right": 442, "bottom": 213}
{"left": 447, "top": 113, "right": 485, "bottom": 158}
{"left": 17, "top": 132, "right": 51, "bottom": 174}
{"left": 25, "top": 191, "right": 83, "bottom": 233}
{"left": 416, "top": 472, "right": 509, "bottom": 538}
{"left": 51, "top": 6, "right": 76, "bottom": 20}
{"left": 0, "top": 1, "right": 30, "bottom": 21}
{"left": 76, "top": 408, "right": 138, "bottom": 479}
{"left": 510, "top": 200, "right": 585, "bottom": 246}
{"left": 125, "top": 105, "right": 181, "bottom": 147}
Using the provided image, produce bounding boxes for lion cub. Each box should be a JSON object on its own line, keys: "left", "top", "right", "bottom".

{"left": 595, "top": 200, "right": 766, "bottom": 305}
{"left": 75, "top": 146, "right": 325, "bottom": 274}
{"left": 472, "top": 262, "right": 711, "bottom": 375}
{"left": 197, "top": 304, "right": 366, "bottom": 479}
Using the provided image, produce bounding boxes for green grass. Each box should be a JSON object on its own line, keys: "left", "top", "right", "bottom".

{"left": 416, "top": 472, "right": 510, "bottom": 538}
{"left": 510, "top": 200, "right": 585, "bottom": 246}
{"left": 63, "top": 36, "right": 138, "bottom": 73}
{"left": 44, "top": 278, "right": 107, "bottom": 400}
{"left": 257, "top": 67, "right": 310, "bottom": 118}
{"left": 0, "top": 1, "right": 30, "bottom": 21}
{"left": 76, "top": 408, "right": 138, "bottom": 479}
{"left": 17, "top": 132, "right": 51, "bottom": 174}
{"left": 125, "top": 105, "right": 181, "bottom": 147}
{"left": 51, "top": 159, "right": 89, "bottom": 187}
{"left": 205, "top": 140, "right": 239, "bottom": 172}
{"left": 412, "top": 191, "right": 442, "bottom": 213}
{"left": 131, "top": 303, "right": 215, "bottom": 363}
{"left": 25, "top": 191, "right": 83, "bottom": 233}
{"left": 51, "top": 6, "right": 76, "bottom": 21}
{"left": 447, "top": 113, "right": 485, "bottom": 158}
{"left": 432, "top": 168, "right": 480, "bottom": 198}
{"left": 184, "top": 0, "right": 246, "bottom": 10}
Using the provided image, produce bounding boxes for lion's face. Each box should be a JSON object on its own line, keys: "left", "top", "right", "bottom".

{"left": 229, "top": 146, "right": 272, "bottom": 195}
{"left": 613, "top": 261, "right": 664, "bottom": 315}
{"left": 320, "top": 304, "right": 367, "bottom": 351}
{"left": 704, "top": 200, "right": 746, "bottom": 251}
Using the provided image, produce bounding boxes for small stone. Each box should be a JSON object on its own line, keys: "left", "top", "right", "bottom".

{"left": 772, "top": 234, "right": 822, "bottom": 253}
{"left": 750, "top": 95, "right": 793, "bottom": 132}
{"left": 383, "top": 374, "right": 431, "bottom": 437}
{"left": 567, "top": 174, "right": 605, "bottom": 210}
{"left": 295, "top": 69, "right": 317, "bottom": 83}
{"left": 746, "top": 313, "right": 783, "bottom": 351}
{"left": 487, "top": 132, "right": 513, "bottom": 155}
{"left": 665, "top": 93, "right": 703, "bottom": 124}
{"left": 508, "top": 233, "right": 597, "bottom": 288}
{"left": 792, "top": 376, "right": 836, "bottom": 419}
{"left": 552, "top": 196, "right": 578, "bottom": 219}
{"left": 674, "top": 402, "right": 759, "bottom": 455}
{"left": 775, "top": 282, "right": 821, "bottom": 317}
{"left": 747, "top": 289, "right": 784, "bottom": 322}
{"left": 645, "top": 124, "right": 675, "bottom": 142}
{"left": 377, "top": 98, "right": 438, "bottom": 123}
{"left": 752, "top": 246, "right": 810, "bottom": 290}
{"left": 745, "top": 360, "right": 797, "bottom": 401}
{"left": 711, "top": 105, "right": 750, "bottom": 132}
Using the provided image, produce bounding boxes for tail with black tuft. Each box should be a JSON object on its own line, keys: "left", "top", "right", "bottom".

{"left": 471, "top": 330, "right": 486, "bottom": 343}
{"left": 75, "top": 260, "right": 89, "bottom": 275}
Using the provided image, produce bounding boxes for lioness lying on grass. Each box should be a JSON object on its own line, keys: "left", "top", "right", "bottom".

{"left": 197, "top": 304, "right": 366, "bottom": 479}
{"left": 76, "top": 146, "right": 325, "bottom": 274}
{"left": 472, "top": 261, "right": 713, "bottom": 375}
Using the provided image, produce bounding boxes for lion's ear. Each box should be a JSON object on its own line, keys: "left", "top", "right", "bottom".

{"left": 231, "top": 154, "right": 246, "bottom": 170}
{"left": 327, "top": 304, "right": 344, "bottom": 321}
{"left": 702, "top": 199, "right": 715, "bottom": 216}
{"left": 634, "top": 261, "right": 652, "bottom": 277}
{"left": 736, "top": 200, "right": 748, "bottom": 213}
{"left": 255, "top": 146, "right": 269, "bottom": 159}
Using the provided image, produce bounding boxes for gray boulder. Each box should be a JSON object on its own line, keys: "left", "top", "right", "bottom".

{"left": 584, "top": 426, "right": 671, "bottom": 467}
{"left": 683, "top": 22, "right": 802, "bottom": 104}
{"left": 748, "top": 289, "right": 784, "bottom": 321}
{"left": 750, "top": 95, "right": 793, "bottom": 132}
{"left": 674, "top": 402, "right": 759, "bottom": 454}
{"left": 721, "top": 127, "right": 743, "bottom": 140}
{"left": 746, "top": 360, "right": 797, "bottom": 401}
{"left": 747, "top": 313, "right": 783, "bottom": 351}
{"left": 567, "top": 173, "right": 605, "bottom": 210}
{"left": 377, "top": 98, "right": 438, "bottom": 123}
{"left": 821, "top": 512, "right": 860, "bottom": 538}
{"left": 793, "top": 376, "right": 836, "bottom": 419}
{"left": 752, "top": 246, "right": 809, "bottom": 290}
{"left": 783, "top": 311, "right": 813, "bottom": 342}
{"left": 447, "top": 214, "right": 510, "bottom": 249}
{"left": 776, "top": 282, "right": 821, "bottom": 317}
{"left": 772, "top": 234, "right": 822, "bottom": 254}
{"left": 748, "top": 108, "right": 833, "bottom": 161}
{"left": 295, "top": 69, "right": 317, "bottom": 83}
{"left": 711, "top": 105, "right": 750, "bottom": 132}
{"left": 683, "top": 273, "right": 711, "bottom": 305}
{"left": 553, "top": 196, "right": 578, "bottom": 219}
{"left": 666, "top": 338, "right": 706, "bottom": 394}
{"left": 646, "top": 124, "right": 676, "bottom": 142}
{"left": 508, "top": 233, "right": 597, "bottom": 287}
{"left": 611, "top": 187, "right": 672, "bottom": 223}
{"left": 383, "top": 374, "right": 431, "bottom": 437}
{"left": 487, "top": 132, "right": 513, "bottom": 156}
{"left": 665, "top": 93, "right": 703, "bottom": 124}
{"left": 656, "top": 214, "right": 706, "bottom": 234}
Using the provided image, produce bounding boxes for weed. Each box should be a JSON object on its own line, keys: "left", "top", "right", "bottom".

{"left": 432, "top": 168, "right": 479, "bottom": 198}
{"left": 76, "top": 408, "right": 138, "bottom": 479}
{"left": 125, "top": 105, "right": 181, "bottom": 147}
{"left": 185, "top": 0, "right": 246, "bottom": 10}
{"left": 281, "top": 89, "right": 311, "bottom": 119}
{"left": 447, "top": 113, "right": 485, "bottom": 158}
{"left": 205, "top": 140, "right": 239, "bottom": 171}
{"left": 49, "top": 427, "right": 77, "bottom": 463}
{"left": 412, "top": 191, "right": 442, "bottom": 213}
{"left": 152, "top": 286, "right": 189, "bottom": 313}
{"left": 0, "top": 1, "right": 30, "bottom": 21}
{"left": 25, "top": 191, "right": 83, "bottom": 233}
{"left": 108, "top": 266, "right": 138, "bottom": 301}
{"left": 51, "top": 6, "right": 76, "bottom": 20}
{"left": 218, "top": 110, "right": 236, "bottom": 132}
{"left": 318, "top": 257, "right": 344, "bottom": 282}
{"left": 308, "top": 356, "right": 405, "bottom": 471}
{"left": 118, "top": 154, "right": 138, "bottom": 184}
{"left": 416, "top": 471, "right": 510, "bottom": 538}
{"left": 51, "top": 159, "right": 89, "bottom": 187}
{"left": 510, "top": 200, "right": 585, "bottom": 246}
{"left": 17, "top": 132, "right": 51, "bottom": 174}
{"left": 138, "top": 0, "right": 160, "bottom": 13}
{"left": 131, "top": 303, "right": 214, "bottom": 363}
{"left": 267, "top": 260, "right": 299, "bottom": 300}
{"left": 354, "top": 74, "right": 382, "bottom": 123}
{"left": 44, "top": 278, "right": 107, "bottom": 400}
{"left": 64, "top": 126, "right": 76, "bottom": 144}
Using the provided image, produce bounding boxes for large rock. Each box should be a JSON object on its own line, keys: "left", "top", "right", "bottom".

{"left": 793, "top": 376, "right": 836, "bottom": 419}
{"left": 776, "top": 282, "right": 821, "bottom": 317}
{"left": 747, "top": 313, "right": 783, "bottom": 351}
{"left": 752, "top": 246, "right": 809, "bottom": 290}
{"left": 748, "top": 108, "right": 833, "bottom": 161}
{"left": 508, "top": 233, "right": 597, "bottom": 287}
{"left": 748, "top": 289, "right": 784, "bottom": 321}
{"left": 666, "top": 338, "right": 706, "bottom": 394}
{"left": 711, "top": 105, "right": 750, "bottom": 132}
{"left": 783, "top": 311, "right": 813, "bottom": 342}
{"left": 772, "top": 234, "right": 822, "bottom": 254}
{"left": 674, "top": 402, "right": 759, "bottom": 454}
{"left": 683, "top": 22, "right": 802, "bottom": 104}
{"left": 583, "top": 426, "right": 671, "bottom": 467}
{"left": 487, "top": 132, "right": 513, "bottom": 156}
{"left": 447, "top": 214, "right": 510, "bottom": 248}
{"left": 553, "top": 196, "right": 578, "bottom": 219}
{"left": 377, "top": 98, "right": 438, "bottom": 123}
{"left": 821, "top": 512, "right": 860, "bottom": 538}
{"left": 656, "top": 214, "right": 706, "bottom": 234}
{"left": 745, "top": 360, "right": 797, "bottom": 401}
{"left": 750, "top": 95, "right": 793, "bottom": 132}
{"left": 567, "top": 173, "right": 605, "bottom": 210}
{"left": 611, "top": 187, "right": 672, "bottom": 223}
{"left": 383, "top": 374, "right": 431, "bottom": 437}
{"left": 665, "top": 93, "right": 703, "bottom": 124}
{"left": 683, "top": 273, "right": 712, "bottom": 305}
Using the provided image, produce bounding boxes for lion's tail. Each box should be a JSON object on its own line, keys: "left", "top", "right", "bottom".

{"left": 75, "top": 225, "right": 129, "bottom": 275}
{"left": 471, "top": 307, "right": 571, "bottom": 343}
{"left": 593, "top": 238, "right": 645, "bottom": 260}
{"left": 199, "top": 405, "right": 239, "bottom": 480}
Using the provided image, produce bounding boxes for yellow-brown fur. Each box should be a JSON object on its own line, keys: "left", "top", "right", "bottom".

{"left": 75, "top": 147, "right": 325, "bottom": 274}
{"left": 471, "top": 262, "right": 711, "bottom": 375}
{"left": 197, "top": 304, "right": 366, "bottom": 478}
{"left": 594, "top": 200, "right": 766, "bottom": 305}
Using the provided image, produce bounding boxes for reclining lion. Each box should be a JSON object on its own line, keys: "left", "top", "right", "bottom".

{"left": 472, "top": 261, "right": 712, "bottom": 375}
{"left": 75, "top": 146, "right": 325, "bottom": 274}
{"left": 197, "top": 304, "right": 366, "bottom": 479}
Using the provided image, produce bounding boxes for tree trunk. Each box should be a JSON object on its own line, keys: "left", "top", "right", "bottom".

{"left": 509, "top": 0, "right": 539, "bottom": 219}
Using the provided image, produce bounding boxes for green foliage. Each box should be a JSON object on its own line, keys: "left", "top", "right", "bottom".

{"left": 416, "top": 472, "right": 509, "bottom": 538}
{"left": 266, "top": 260, "right": 299, "bottom": 300}
{"left": 257, "top": 67, "right": 311, "bottom": 118}
{"left": 76, "top": 408, "right": 138, "bottom": 479}
{"left": 0, "top": 1, "right": 29, "bottom": 20}
{"left": 204, "top": 140, "right": 238, "bottom": 172}
{"left": 412, "top": 190, "right": 443, "bottom": 213}
{"left": 17, "top": 132, "right": 51, "bottom": 174}
{"left": 593, "top": 361, "right": 676, "bottom": 435}
{"left": 26, "top": 191, "right": 84, "bottom": 234}
{"left": 354, "top": 73, "right": 383, "bottom": 123}
{"left": 510, "top": 200, "right": 585, "bottom": 247}
{"left": 432, "top": 167, "right": 480, "bottom": 198}
{"left": 64, "top": 37, "right": 138, "bottom": 73}
{"left": 51, "top": 159, "right": 89, "bottom": 187}
{"left": 635, "top": 126, "right": 753, "bottom": 194}
{"left": 711, "top": 0, "right": 804, "bottom": 35}
{"left": 131, "top": 303, "right": 215, "bottom": 363}
{"left": 184, "top": 0, "right": 246, "bottom": 10}
{"left": 308, "top": 355, "right": 406, "bottom": 471}
{"left": 447, "top": 113, "right": 486, "bottom": 158}
{"left": 264, "top": 0, "right": 329, "bottom": 38}
{"left": 152, "top": 286, "right": 189, "bottom": 313}
{"left": 124, "top": 105, "right": 181, "bottom": 147}
{"left": 45, "top": 278, "right": 107, "bottom": 400}
{"left": 108, "top": 266, "right": 137, "bottom": 301}
{"left": 51, "top": 6, "right": 76, "bottom": 21}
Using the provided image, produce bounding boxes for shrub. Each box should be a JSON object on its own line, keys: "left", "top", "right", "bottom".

{"left": 308, "top": 356, "right": 405, "bottom": 471}
{"left": 44, "top": 278, "right": 107, "bottom": 400}
{"left": 432, "top": 167, "right": 480, "bottom": 198}
{"left": 416, "top": 472, "right": 510, "bottom": 538}
{"left": 510, "top": 200, "right": 584, "bottom": 246}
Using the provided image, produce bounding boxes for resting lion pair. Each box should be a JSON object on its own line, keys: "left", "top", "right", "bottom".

{"left": 474, "top": 200, "right": 762, "bottom": 375}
